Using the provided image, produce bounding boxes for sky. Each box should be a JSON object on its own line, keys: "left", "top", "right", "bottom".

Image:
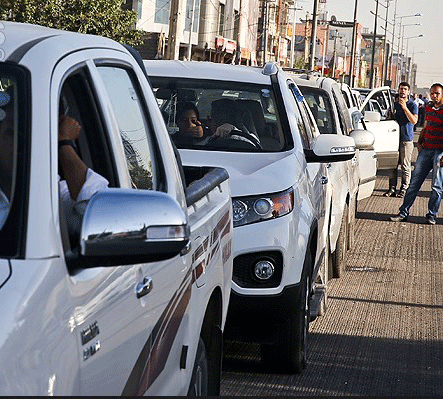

{"left": 300, "top": 0, "right": 443, "bottom": 88}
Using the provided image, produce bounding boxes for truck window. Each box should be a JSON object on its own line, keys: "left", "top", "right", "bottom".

{"left": 150, "top": 77, "right": 288, "bottom": 152}
{"left": 0, "top": 83, "right": 15, "bottom": 230}
{"left": 299, "top": 87, "right": 336, "bottom": 135}
{"left": 331, "top": 85, "right": 353, "bottom": 135}
{"left": 288, "top": 82, "right": 312, "bottom": 149}
{"left": 0, "top": 65, "right": 30, "bottom": 258}
{"left": 97, "top": 66, "right": 157, "bottom": 190}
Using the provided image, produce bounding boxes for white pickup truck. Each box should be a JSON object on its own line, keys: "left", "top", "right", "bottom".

{"left": 0, "top": 22, "right": 232, "bottom": 396}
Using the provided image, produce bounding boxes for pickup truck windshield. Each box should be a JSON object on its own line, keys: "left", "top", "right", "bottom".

{"left": 0, "top": 74, "right": 17, "bottom": 231}
{"left": 150, "top": 77, "right": 286, "bottom": 152}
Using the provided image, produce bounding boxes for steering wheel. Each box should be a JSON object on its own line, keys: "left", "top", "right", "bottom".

{"left": 229, "top": 128, "right": 263, "bottom": 149}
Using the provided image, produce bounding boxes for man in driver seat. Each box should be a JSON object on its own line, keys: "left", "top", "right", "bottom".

{"left": 209, "top": 98, "right": 261, "bottom": 148}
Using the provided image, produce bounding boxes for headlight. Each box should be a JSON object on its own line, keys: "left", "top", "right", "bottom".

{"left": 232, "top": 187, "right": 294, "bottom": 227}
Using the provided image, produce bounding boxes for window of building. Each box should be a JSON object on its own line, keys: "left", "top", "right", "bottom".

{"left": 233, "top": 10, "right": 240, "bottom": 41}
{"left": 185, "top": 0, "right": 200, "bottom": 32}
{"left": 154, "top": 0, "right": 171, "bottom": 25}
{"left": 218, "top": 3, "right": 225, "bottom": 36}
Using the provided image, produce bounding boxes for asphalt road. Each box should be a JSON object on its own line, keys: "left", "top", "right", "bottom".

{"left": 221, "top": 143, "right": 443, "bottom": 396}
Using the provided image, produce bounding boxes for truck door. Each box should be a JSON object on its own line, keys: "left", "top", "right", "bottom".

{"left": 288, "top": 82, "right": 328, "bottom": 278}
{"left": 360, "top": 87, "right": 400, "bottom": 170}
{"left": 51, "top": 57, "right": 157, "bottom": 394}
{"left": 51, "top": 52, "right": 189, "bottom": 395}
{"left": 92, "top": 62, "right": 193, "bottom": 396}
{"left": 332, "top": 85, "right": 376, "bottom": 201}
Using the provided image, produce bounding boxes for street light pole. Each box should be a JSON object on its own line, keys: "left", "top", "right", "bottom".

{"left": 389, "top": 0, "right": 397, "bottom": 85}
{"left": 396, "top": 13, "right": 422, "bottom": 83}
{"left": 187, "top": 0, "right": 196, "bottom": 61}
{"left": 369, "top": 0, "right": 380, "bottom": 88}
{"left": 349, "top": 0, "right": 359, "bottom": 86}
{"left": 290, "top": 2, "right": 302, "bottom": 68}
{"left": 405, "top": 34, "right": 424, "bottom": 84}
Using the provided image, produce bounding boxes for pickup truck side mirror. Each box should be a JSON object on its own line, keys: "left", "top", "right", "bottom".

{"left": 363, "top": 111, "right": 381, "bottom": 123}
{"left": 350, "top": 110, "right": 363, "bottom": 129}
{"left": 304, "top": 134, "right": 355, "bottom": 163}
{"left": 350, "top": 129, "right": 375, "bottom": 150}
{"left": 77, "top": 189, "right": 189, "bottom": 267}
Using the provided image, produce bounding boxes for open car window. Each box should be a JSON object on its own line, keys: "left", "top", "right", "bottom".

{"left": 150, "top": 77, "right": 287, "bottom": 152}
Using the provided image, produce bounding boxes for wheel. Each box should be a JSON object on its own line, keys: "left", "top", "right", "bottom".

{"left": 331, "top": 203, "right": 348, "bottom": 278}
{"left": 261, "top": 252, "right": 312, "bottom": 373}
{"left": 347, "top": 197, "right": 357, "bottom": 251}
{"left": 187, "top": 337, "right": 209, "bottom": 396}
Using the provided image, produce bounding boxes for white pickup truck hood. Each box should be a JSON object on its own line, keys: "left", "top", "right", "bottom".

{"left": 179, "top": 149, "right": 303, "bottom": 197}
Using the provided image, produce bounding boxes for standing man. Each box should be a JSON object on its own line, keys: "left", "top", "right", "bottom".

{"left": 383, "top": 82, "right": 418, "bottom": 198}
{"left": 390, "top": 82, "right": 443, "bottom": 225}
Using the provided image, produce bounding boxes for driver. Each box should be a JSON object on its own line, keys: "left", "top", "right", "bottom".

{"left": 209, "top": 98, "right": 260, "bottom": 147}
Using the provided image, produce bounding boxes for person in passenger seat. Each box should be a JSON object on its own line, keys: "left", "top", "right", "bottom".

{"left": 173, "top": 101, "right": 208, "bottom": 146}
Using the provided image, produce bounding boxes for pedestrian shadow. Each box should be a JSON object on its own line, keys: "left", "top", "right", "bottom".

{"left": 371, "top": 188, "right": 431, "bottom": 199}
{"left": 357, "top": 211, "right": 429, "bottom": 225}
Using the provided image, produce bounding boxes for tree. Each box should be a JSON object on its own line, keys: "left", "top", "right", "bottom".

{"left": 0, "top": 0, "right": 143, "bottom": 46}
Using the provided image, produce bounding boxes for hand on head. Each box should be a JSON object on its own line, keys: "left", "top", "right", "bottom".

{"left": 176, "top": 102, "right": 203, "bottom": 138}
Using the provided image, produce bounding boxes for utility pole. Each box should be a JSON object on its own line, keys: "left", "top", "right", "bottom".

{"left": 165, "top": 0, "right": 182, "bottom": 60}
{"left": 263, "top": 0, "right": 269, "bottom": 64}
{"left": 382, "top": 0, "right": 390, "bottom": 84}
{"left": 369, "top": 0, "right": 379, "bottom": 88}
{"left": 349, "top": 0, "right": 358, "bottom": 87}
{"left": 290, "top": 1, "right": 298, "bottom": 68}
{"left": 308, "top": 0, "right": 319, "bottom": 71}
{"left": 389, "top": 0, "right": 398, "bottom": 86}
{"left": 332, "top": 30, "right": 342, "bottom": 79}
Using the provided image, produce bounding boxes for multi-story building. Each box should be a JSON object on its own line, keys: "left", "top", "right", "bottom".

{"left": 126, "top": 0, "right": 259, "bottom": 64}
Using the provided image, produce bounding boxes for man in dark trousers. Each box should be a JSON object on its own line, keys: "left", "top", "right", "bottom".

{"left": 390, "top": 82, "right": 443, "bottom": 225}
{"left": 384, "top": 82, "right": 418, "bottom": 198}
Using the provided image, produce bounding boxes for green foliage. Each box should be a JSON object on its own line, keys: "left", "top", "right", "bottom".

{"left": 0, "top": 0, "right": 143, "bottom": 46}
{"left": 294, "top": 57, "right": 307, "bottom": 70}
{"left": 129, "top": 164, "right": 153, "bottom": 190}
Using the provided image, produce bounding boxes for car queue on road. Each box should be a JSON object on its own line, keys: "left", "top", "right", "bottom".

{"left": 0, "top": 20, "right": 400, "bottom": 396}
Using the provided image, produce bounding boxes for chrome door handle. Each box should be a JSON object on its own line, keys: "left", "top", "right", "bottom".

{"left": 136, "top": 276, "right": 153, "bottom": 298}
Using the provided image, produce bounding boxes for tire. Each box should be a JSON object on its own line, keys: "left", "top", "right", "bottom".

{"left": 261, "top": 252, "right": 312, "bottom": 373}
{"left": 187, "top": 337, "right": 209, "bottom": 396}
{"left": 331, "top": 203, "right": 348, "bottom": 278}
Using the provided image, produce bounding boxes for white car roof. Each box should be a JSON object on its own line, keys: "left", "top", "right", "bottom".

{"left": 144, "top": 60, "right": 272, "bottom": 85}
{"left": 289, "top": 74, "right": 339, "bottom": 92}
{"left": 1, "top": 21, "right": 125, "bottom": 65}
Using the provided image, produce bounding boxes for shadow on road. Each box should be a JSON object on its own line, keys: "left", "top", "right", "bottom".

{"left": 222, "top": 333, "right": 443, "bottom": 396}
